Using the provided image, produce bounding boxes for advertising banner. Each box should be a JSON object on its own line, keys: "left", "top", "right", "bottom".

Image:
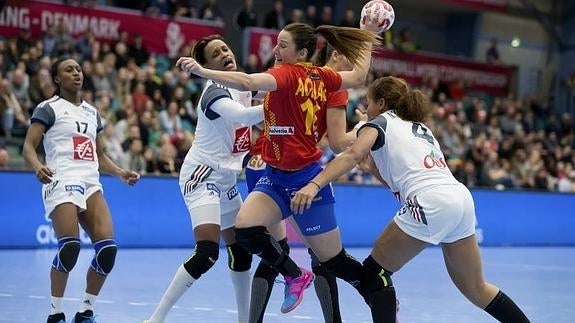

{"left": 438, "top": 0, "right": 509, "bottom": 11}
{"left": 1, "top": 171, "right": 574, "bottom": 249}
{"left": 242, "top": 27, "right": 279, "bottom": 67}
{"left": 371, "top": 48, "right": 512, "bottom": 96}
{"left": 0, "top": 0, "right": 224, "bottom": 56}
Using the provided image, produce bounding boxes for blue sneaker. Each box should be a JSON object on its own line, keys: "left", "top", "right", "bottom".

{"left": 280, "top": 267, "right": 314, "bottom": 314}
{"left": 74, "top": 310, "right": 96, "bottom": 323}
{"left": 46, "top": 312, "right": 66, "bottom": 323}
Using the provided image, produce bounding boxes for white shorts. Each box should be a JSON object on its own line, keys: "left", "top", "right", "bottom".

{"left": 178, "top": 164, "right": 242, "bottom": 230}
{"left": 42, "top": 179, "right": 103, "bottom": 220}
{"left": 394, "top": 183, "right": 476, "bottom": 245}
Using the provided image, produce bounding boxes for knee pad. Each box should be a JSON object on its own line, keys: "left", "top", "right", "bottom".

{"left": 362, "top": 255, "right": 394, "bottom": 293}
{"left": 183, "top": 240, "right": 219, "bottom": 279}
{"left": 235, "top": 226, "right": 279, "bottom": 255}
{"left": 52, "top": 237, "right": 81, "bottom": 272}
{"left": 91, "top": 239, "right": 117, "bottom": 276}
{"left": 226, "top": 243, "right": 252, "bottom": 272}
{"left": 322, "top": 248, "right": 363, "bottom": 291}
{"left": 235, "top": 226, "right": 286, "bottom": 268}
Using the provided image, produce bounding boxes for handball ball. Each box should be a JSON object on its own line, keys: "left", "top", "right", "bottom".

{"left": 360, "top": 0, "right": 395, "bottom": 33}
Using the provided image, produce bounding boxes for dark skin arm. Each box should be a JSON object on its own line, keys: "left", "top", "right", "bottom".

{"left": 23, "top": 123, "right": 54, "bottom": 184}
{"left": 96, "top": 132, "right": 140, "bottom": 185}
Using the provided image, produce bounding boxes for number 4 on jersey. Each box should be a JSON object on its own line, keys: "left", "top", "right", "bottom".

{"left": 411, "top": 122, "right": 434, "bottom": 145}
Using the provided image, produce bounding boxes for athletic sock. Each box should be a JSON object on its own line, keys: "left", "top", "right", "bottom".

{"left": 484, "top": 290, "right": 530, "bottom": 323}
{"left": 148, "top": 264, "right": 196, "bottom": 322}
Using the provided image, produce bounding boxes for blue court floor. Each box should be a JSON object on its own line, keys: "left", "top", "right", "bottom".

{"left": 1, "top": 247, "right": 573, "bottom": 322}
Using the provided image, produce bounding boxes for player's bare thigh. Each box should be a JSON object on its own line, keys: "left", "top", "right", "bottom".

{"left": 371, "top": 220, "right": 428, "bottom": 272}
{"left": 235, "top": 191, "right": 282, "bottom": 228}
{"left": 79, "top": 191, "right": 114, "bottom": 242}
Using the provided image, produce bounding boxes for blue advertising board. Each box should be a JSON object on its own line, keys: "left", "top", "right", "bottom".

{"left": 0, "top": 171, "right": 573, "bottom": 248}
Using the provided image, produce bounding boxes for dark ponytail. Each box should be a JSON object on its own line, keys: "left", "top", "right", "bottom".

{"left": 396, "top": 89, "right": 429, "bottom": 123}
{"left": 369, "top": 76, "right": 429, "bottom": 122}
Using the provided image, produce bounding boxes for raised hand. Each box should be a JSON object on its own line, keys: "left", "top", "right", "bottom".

{"left": 176, "top": 57, "right": 204, "bottom": 76}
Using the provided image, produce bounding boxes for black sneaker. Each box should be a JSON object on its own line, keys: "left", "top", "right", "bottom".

{"left": 46, "top": 312, "right": 66, "bottom": 323}
{"left": 74, "top": 310, "right": 97, "bottom": 323}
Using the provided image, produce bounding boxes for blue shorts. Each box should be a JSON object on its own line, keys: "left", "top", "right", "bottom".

{"left": 245, "top": 154, "right": 266, "bottom": 193}
{"left": 253, "top": 162, "right": 337, "bottom": 236}
{"left": 245, "top": 167, "right": 265, "bottom": 194}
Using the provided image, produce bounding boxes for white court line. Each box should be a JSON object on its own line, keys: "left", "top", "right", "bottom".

{"left": 28, "top": 295, "right": 46, "bottom": 299}
{"left": 21, "top": 294, "right": 321, "bottom": 321}
{"left": 0, "top": 293, "right": 13, "bottom": 297}
{"left": 128, "top": 302, "right": 149, "bottom": 306}
{"left": 96, "top": 299, "right": 113, "bottom": 303}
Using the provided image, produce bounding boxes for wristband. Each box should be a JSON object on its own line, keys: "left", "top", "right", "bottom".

{"left": 309, "top": 180, "right": 321, "bottom": 190}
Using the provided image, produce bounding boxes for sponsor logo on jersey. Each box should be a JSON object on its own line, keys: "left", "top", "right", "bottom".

{"left": 82, "top": 105, "right": 96, "bottom": 116}
{"left": 206, "top": 183, "right": 221, "bottom": 197}
{"left": 65, "top": 184, "right": 85, "bottom": 194}
{"left": 423, "top": 150, "right": 446, "bottom": 169}
{"left": 256, "top": 176, "right": 272, "bottom": 186}
{"left": 72, "top": 136, "right": 95, "bottom": 161}
{"left": 233, "top": 126, "right": 251, "bottom": 153}
{"left": 269, "top": 126, "right": 294, "bottom": 136}
{"left": 305, "top": 225, "right": 321, "bottom": 232}
{"left": 227, "top": 186, "right": 239, "bottom": 200}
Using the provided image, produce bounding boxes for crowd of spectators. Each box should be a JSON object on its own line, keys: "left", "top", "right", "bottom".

{"left": 0, "top": 0, "right": 573, "bottom": 193}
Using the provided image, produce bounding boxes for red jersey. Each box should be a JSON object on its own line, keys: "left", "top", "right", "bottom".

{"left": 251, "top": 133, "right": 265, "bottom": 155}
{"left": 262, "top": 63, "right": 342, "bottom": 170}
{"left": 316, "top": 89, "right": 348, "bottom": 141}
{"left": 251, "top": 90, "right": 346, "bottom": 157}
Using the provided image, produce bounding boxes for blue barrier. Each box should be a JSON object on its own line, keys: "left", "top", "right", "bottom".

{"left": 0, "top": 171, "right": 573, "bottom": 248}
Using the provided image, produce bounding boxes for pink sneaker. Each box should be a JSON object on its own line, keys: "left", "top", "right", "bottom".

{"left": 280, "top": 267, "right": 315, "bottom": 313}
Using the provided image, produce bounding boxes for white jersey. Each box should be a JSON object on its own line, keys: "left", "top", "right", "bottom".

{"left": 361, "top": 110, "right": 459, "bottom": 202}
{"left": 31, "top": 95, "right": 103, "bottom": 184}
{"left": 183, "top": 80, "right": 255, "bottom": 172}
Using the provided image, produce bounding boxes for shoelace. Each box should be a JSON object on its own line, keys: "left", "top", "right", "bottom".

{"left": 286, "top": 273, "right": 309, "bottom": 294}
{"left": 275, "top": 278, "right": 290, "bottom": 297}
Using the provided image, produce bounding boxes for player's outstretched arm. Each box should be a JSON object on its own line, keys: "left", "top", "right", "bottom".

{"left": 290, "top": 126, "right": 379, "bottom": 214}
{"left": 177, "top": 57, "right": 277, "bottom": 92}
